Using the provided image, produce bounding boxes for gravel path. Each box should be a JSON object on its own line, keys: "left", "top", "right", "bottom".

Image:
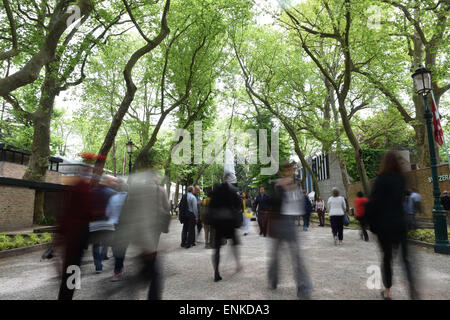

{"left": 0, "top": 219, "right": 449, "bottom": 300}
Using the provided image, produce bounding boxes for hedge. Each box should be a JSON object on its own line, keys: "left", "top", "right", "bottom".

{"left": 0, "top": 232, "right": 52, "bottom": 251}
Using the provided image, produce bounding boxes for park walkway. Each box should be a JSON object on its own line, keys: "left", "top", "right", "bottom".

{"left": 0, "top": 219, "right": 449, "bottom": 300}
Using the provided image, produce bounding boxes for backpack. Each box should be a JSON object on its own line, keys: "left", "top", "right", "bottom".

{"left": 178, "top": 194, "right": 188, "bottom": 224}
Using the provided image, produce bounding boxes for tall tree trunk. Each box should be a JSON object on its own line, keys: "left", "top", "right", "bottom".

{"left": 111, "top": 141, "right": 117, "bottom": 176}
{"left": 23, "top": 63, "right": 57, "bottom": 223}
{"left": 337, "top": 97, "right": 370, "bottom": 196}
{"left": 94, "top": 0, "right": 170, "bottom": 171}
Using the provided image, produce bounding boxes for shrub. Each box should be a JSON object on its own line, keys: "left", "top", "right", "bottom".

{"left": 37, "top": 216, "right": 56, "bottom": 226}
{"left": 41, "top": 233, "right": 52, "bottom": 243}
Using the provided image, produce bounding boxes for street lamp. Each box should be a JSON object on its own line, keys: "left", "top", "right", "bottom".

{"left": 126, "top": 140, "right": 134, "bottom": 175}
{"left": 412, "top": 66, "right": 450, "bottom": 254}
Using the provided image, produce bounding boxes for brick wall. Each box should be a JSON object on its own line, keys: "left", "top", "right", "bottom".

{"left": 0, "top": 185, "right": 35, "bottom": 231}
{"left": 347, "top": 164, "right": 450, "bottom": 220}
{"left": 0, "top": 161, "right": 61, "bottom": 183}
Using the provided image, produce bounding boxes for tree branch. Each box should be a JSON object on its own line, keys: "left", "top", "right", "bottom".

{"left": 0, "top": 0, "right": 19, "bottom": 61}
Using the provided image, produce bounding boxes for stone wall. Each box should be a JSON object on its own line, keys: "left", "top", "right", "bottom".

{"left": 317, "top": 153, "right": 347, "bottom": 201}
{"left": 347, "top": 164, "right": 450, "bottom": 220}
{"left": 0, "top": 161, "right": 61, "bottom": 183}
{"left": 0, "top": 185, "right": 35, "bottom": 231}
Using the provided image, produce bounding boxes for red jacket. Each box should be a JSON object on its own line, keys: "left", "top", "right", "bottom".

{"left": 354, "top": 197, "right": 369, "bottom": 218}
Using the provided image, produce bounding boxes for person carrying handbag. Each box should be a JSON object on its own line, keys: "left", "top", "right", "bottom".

{"left": 327, "top": 187, "right": 347, "bottom": 245}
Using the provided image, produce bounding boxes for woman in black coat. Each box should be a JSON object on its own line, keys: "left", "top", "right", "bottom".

{"left": 366, "top": 150, "right": 419, "bottom": 300}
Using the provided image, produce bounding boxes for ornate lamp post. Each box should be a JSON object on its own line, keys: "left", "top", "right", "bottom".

{"left": 126, "top": 140, "right": 134, "bottom": 175}
{"left": 412, "top": 66, "right": 450, "bottom": 254}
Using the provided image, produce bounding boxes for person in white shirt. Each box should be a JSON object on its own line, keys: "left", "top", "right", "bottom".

{"left": 327, "top": 187, "right": 346, "bottom": 245}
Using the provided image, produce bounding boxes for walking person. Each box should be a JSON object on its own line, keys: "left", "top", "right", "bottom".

{"left": 316, "top": 196, "right": 325, "bottom": 227}
{"left": 181, "top": 186, "right": 198, "bottom": 249}
{"left": 113, "top": 166, "right": 171, "bottom": 300}
{"left": 89, "top": 176, "right": 118, "bottom": 274}
{"left": 302, "top": 189, "right": 312, "bottom": 231}
{"left": 267, "top": 161, "right": 312, "bottom": 299}
{"left": 208, "top": 172, "right": 243, "bottom": 282}
{"left": 242, "top": 192, "right": 253, "bottom": 236}
{"left": 200, "top": 190, "right": 213, "bottom": 249}
{"left": 57, "top": 170, "right": 96, "bottom": 300}
{"left": 365, "top": 150, "right": 419, "bottom": 300}
{"left": 253, "top": 186, "right": 270, "bottom": 237}
{"left": 404, "top": 189, "right": 416, "bottom": 231}
{"left": 194, "top": 185, "right": 203, "bottom": 243}
{"left": 327, "top": 188, "right": 346, "bottom": 245}
{"left": 354, "top": 191, "right": 369, "bottom": 241}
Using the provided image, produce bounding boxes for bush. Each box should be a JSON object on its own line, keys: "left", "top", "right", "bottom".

{"left": 0, "top": 233, "right": 53, "bottom": 251}
{"left": 37, "top": 216, "right": 56, "bottom": 226}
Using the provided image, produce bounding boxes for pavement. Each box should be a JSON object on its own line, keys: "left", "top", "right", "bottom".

{"left": 0, "top": 219, "right": 449, "bottom": 300}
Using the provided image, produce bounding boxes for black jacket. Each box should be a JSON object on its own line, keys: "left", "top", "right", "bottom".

{"left": 440, "top": 195, "right": 450, "bottom": 210}
{"left": 366, "top": 173, "right": 407, "bottom": 237}
{"left": 209, "top": 182, "right": 243, "bottom": 229}
{"left": 253, "top": 193, "right": 270, "bottom": 213}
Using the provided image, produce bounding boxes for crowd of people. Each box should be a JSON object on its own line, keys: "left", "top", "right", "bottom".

{"left": 53, "top": 150, "right": 427, "bottom": 300}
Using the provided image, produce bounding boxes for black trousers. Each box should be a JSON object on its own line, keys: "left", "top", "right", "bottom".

{"left": 181, "top": 212, "right": 196, "bottom": 246}
{"left": 356, "top": 216, "right": 369, "bottom": 241}
{"left": 58, "top": 226, "right": 89, "bottom": 300}
{"left": 377, "top": 233, "right": 417, "bottom": 298}
{"left": 141, "top": 252, "right": 162, "bottom": 300}
{"left": 257, "top": 211, "right": 268, "bottom": 236}
{"left": 213, "top": 227, "right": 240, "bottom": 276}
{"left": 330, "top": 215, "right": 344, "bottom": 240}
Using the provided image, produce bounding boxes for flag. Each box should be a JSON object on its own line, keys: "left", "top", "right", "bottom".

{"left": 431, "top": 96, "right": 444, "bottom": 146}
{"left": 122, "top": 149, "right": 126, "bottom": 176}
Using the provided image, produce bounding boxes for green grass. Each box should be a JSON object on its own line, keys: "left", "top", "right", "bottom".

{"left": 0, "top": 232, "right": 52, "bottom": 251}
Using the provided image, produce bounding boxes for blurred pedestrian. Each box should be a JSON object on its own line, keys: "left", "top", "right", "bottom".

{"left": 200, "top": 190, "right": 213, "bottom": 249}
{"left": 365, "top": 150, "right": 419, "bottom": 300}
{"left": 194, "top": 185, "right": 203, "bottom": 243}
{"left": 354, "top": 191, "right": 369, "bottom": 241}
{"left": 253, "top": 186, "right": 269, "bottom": 237}
{"left": 242, "top": 192, "right": 253, "bottom": 236}
{"left": 209, "top": 172, "right": 243, "bottom": 282}
{"left": 89, "top": 175, "right": 118, "bottom": 274}
{"left": 267, "top": 161, "right": 312, "bottom": 299}
{"left": 404, "top": 189, "right": 416, "bottom": 231}
{"left": 316, "top": 196, "right": 325, "bottom": 227}
{"left": 302, "top": 189, "right": 312, "bottom": 231}
{"left": 114, "top": 166, "right": 171, "bottom": 300}
{"left": 57, "top": 165, "right": 98, "bottom": 300}
{"left": 327, "top": 187, "right": 346, "bottom": 245}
